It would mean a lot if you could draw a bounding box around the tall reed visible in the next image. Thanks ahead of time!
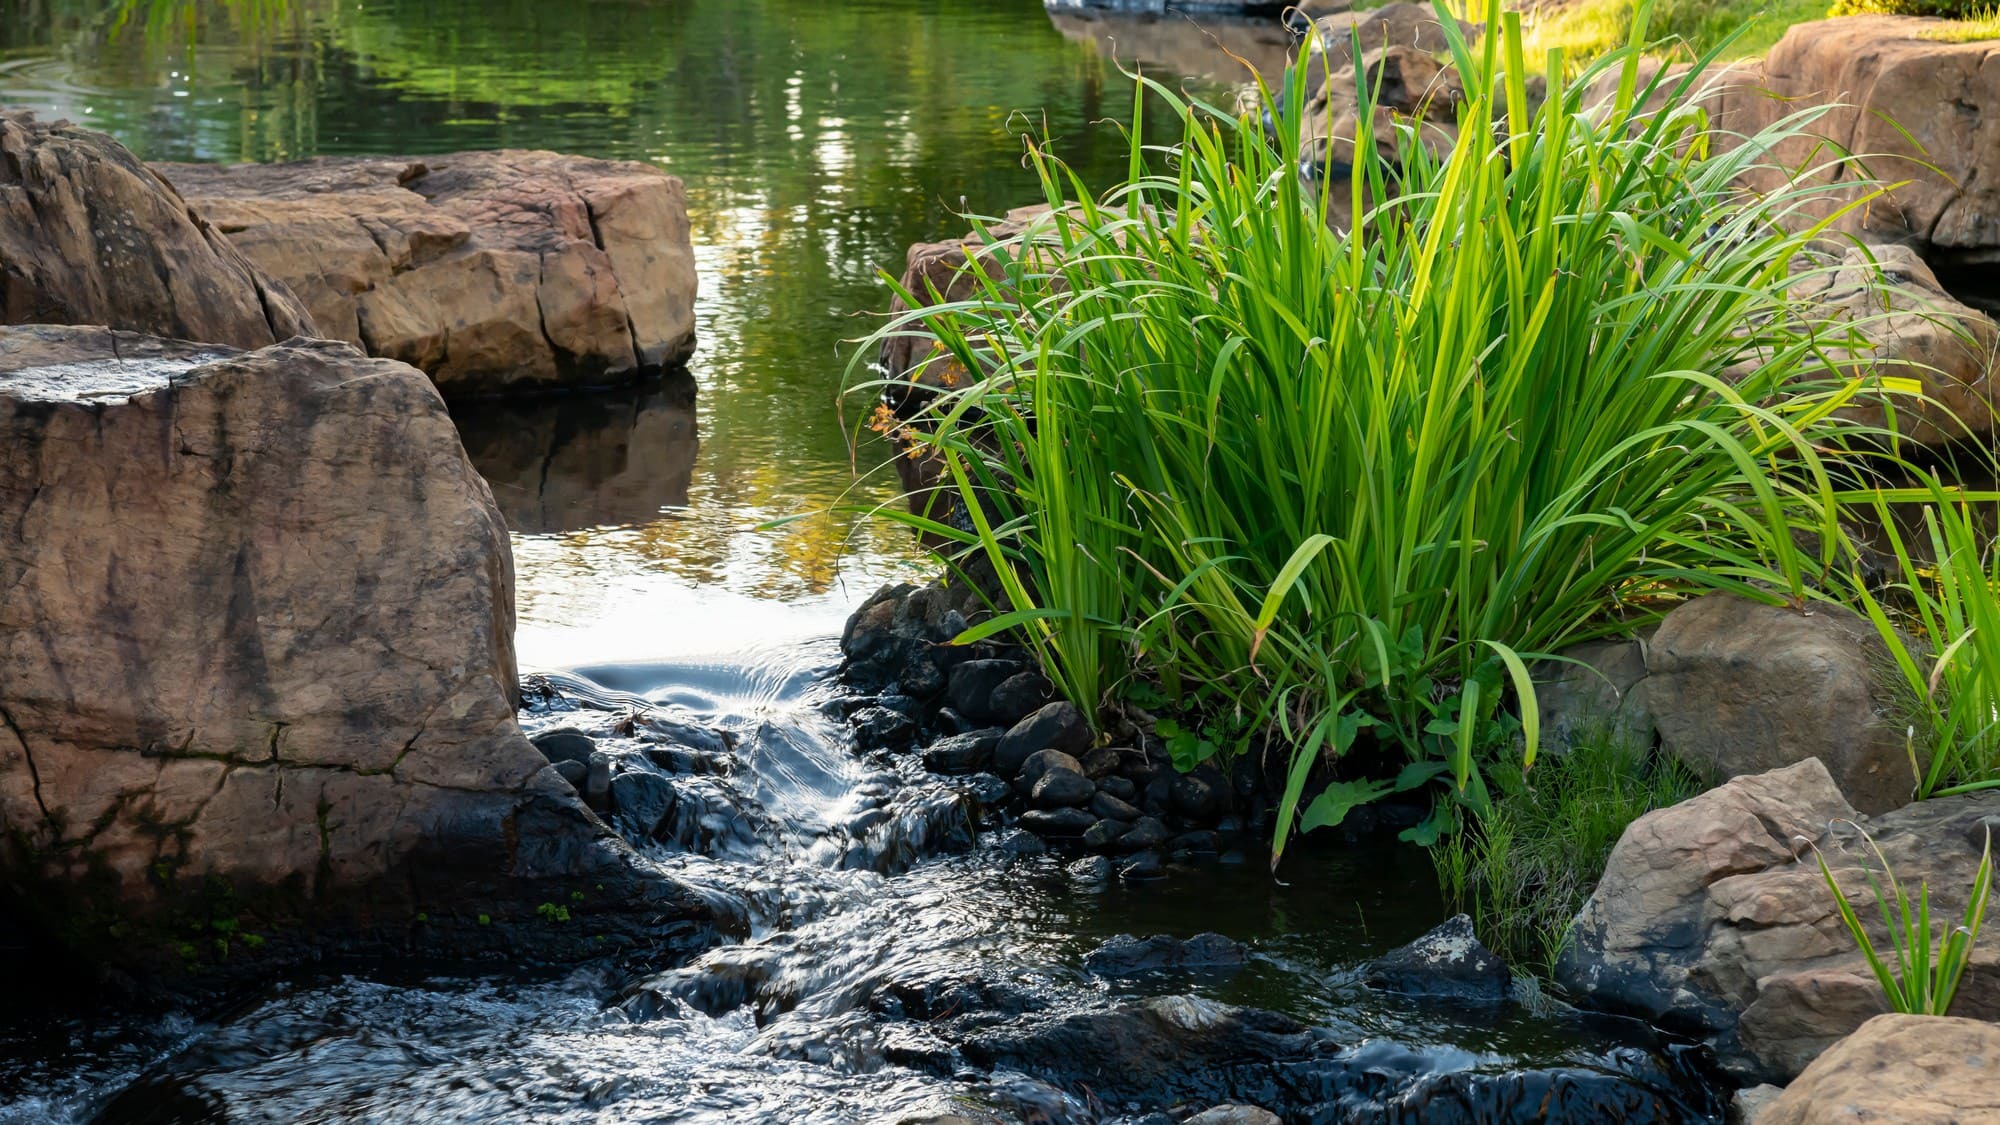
[853,0,1890,862]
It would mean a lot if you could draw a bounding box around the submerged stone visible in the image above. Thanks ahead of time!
[1364,914,1512,1002]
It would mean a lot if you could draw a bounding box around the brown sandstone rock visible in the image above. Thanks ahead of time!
[0,325,710,969]
[1760,1013,2000,1124]
[156,151,698,396]
[1559,759,2000,1082]
[0,110,315,348]
[1643,594,1912,815]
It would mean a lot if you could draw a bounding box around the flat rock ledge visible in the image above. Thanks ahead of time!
[156,151,698,397]
[1557,758,2000,1083]
[0,110,316,348]
[0,325,714,981]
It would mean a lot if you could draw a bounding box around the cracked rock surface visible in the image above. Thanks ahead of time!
[0,110,316,348]
[157,151,698,396]
[0,325,713,972]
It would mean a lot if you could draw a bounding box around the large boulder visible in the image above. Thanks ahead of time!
[1720,18,2000,271]
[1759,1014,2000,1124]
[156,151,698,396]
[0,325,714,974]
[1047,6,1293,85]
[1558,759,2000,1082]
[0,110,315,347]
[1643,594,1912,815]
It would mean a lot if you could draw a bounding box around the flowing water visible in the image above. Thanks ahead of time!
[0,2,1725,1120]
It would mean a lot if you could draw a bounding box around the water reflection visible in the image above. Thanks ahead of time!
[1047,6,1295,85]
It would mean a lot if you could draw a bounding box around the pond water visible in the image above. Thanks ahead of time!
[0,2,1724,1121]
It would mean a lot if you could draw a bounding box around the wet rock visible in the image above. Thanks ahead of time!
[0,327,710,969]
[1078,746,1120,779]
[1186,1107,1281,1125]
[960,773,1012,808]
[1120,816,1172,852]
[1644,594,1911,814]
[921,728,1003,775]
[987,671,1052,722]
[1171,772,1227,821]
[1083,932,1247,976]
[553,759,589,789]
[1098,776,1137,802]
[1174,831,1220,855]
[1067,855,1114,882]
[1560,758,2000,1081]
[532,729,599,766]
[1760,1014,2000,1124]
[0,110,315,348]
[949,659,1026,722]
[1141,776,1174,818]
[585,752,615,810]
[1015,749,1083,790]
[992,827,1049,855]
[1120,852,1166,881]
[994,701,1093,778]
[851,706,919,750]
[609,769,677,838]
[1364,914,1511,1002]
[159,151,697,393]
[1091,791,1143,822]
[1082,820,1129,850]
[1031,768,1096,809]
[1019,807,1095,840]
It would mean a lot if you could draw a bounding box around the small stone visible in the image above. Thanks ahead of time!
[1067,855,1114,882]
[992,828,1047,855]
[933,707,976,735]
[960,772,1012,808]
[1091,791,1143,822]
[1097,776,1137,802]
[532,729,597,766]
[1120,816,1171,851]
[1119,852,1165,881]
[1079,746,1120,779]
[851,706,918,749]
[553,759,588,789]
[1082,819,1130,851]
[922,728,1004,775]
[1186,1107,1282,1125]
[1019,807,1095,839]
[1141,776,1172,817]
[898,656,946,699]
[1173,830,1220,854]
[1084,932,1247,975]
[948,659,1025,721]
[609,769,677,838]
[584,751,614,810]
[1017,748,1084,787]
[1032,767,1096,808]
[1170,773,1225,821]
[994,702,1092,777]
[1364,914,1511,1002]
[876,692,920,716]
[987,670,1052,722]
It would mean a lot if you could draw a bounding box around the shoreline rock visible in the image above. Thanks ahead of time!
[0,326,714,981]
[156,151,698,397]
[0,110,316,348]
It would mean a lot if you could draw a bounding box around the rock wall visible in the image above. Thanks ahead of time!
[157,152,699,397]
[0,326,711,972]
[0,110,315,348]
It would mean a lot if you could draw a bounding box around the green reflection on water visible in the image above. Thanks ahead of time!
[0,0,1250,654]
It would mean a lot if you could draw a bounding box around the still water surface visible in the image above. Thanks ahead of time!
[0,3,1722,1121]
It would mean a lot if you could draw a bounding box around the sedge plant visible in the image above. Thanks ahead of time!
[1815,822,1993,1015]
[851,0,1895,865]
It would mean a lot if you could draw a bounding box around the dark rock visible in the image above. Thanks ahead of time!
[922,728,1004,775]
[987,670,1054,722]
[1082,819,1130,851]
[1083,932,1248,976]
[993,828,1049,855]
[875,692,921,716]
[961,773,1012,807]
[898,655,947,699]
[1032,768,1096,808]
[1142,776,1173,817]
[1092,791,1143,822]
[1174,831,1220,854]
[1068,855,1114,882]
[1017,748,1085,787]
[584,752,614,810]
[1121,816,1172,852]
[1365,914,1511,1002]
[1079,746,1121,779]
[1098,776,1137,802]
[1119,852,1166,880]
[851,706,918,749]
[553,759,588,789]
[609,768,677,838]
[1171,772,1227,821]
[948,658,1026,721]
[532,728,597,765]
[994,702,1093,777]
[1019,807,1096,839]
[933,707,976,735]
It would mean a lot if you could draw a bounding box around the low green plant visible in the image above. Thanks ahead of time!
[1436,727,1706,973]
[853,0,1891,864]
[1848,475,2000,799]
[1815,822,1992,1015]
[1918,6,2000,39]
[1832,0,1990,18]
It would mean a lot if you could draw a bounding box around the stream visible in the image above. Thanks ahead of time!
[0,1,1725,1120]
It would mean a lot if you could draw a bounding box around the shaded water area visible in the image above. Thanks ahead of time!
[1,1,1724,1120]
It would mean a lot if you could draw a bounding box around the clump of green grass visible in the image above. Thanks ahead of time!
[1435,729,1707,974]
[854,0,1893,865]
[1849,475,2000,799]
[1832,0,1991,18]
[1524,0,1829,64]
[1815,821,1992,1014]
[1917,6,2000,39]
